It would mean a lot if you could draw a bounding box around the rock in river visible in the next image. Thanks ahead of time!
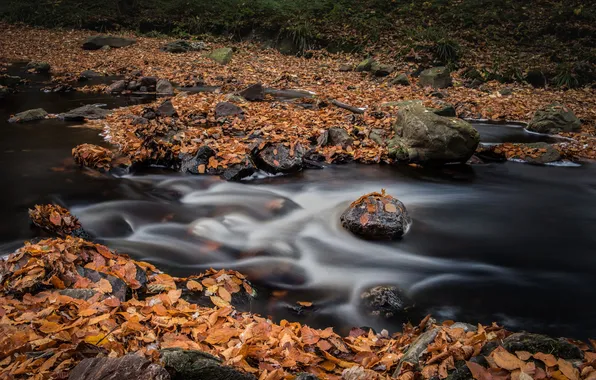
[68,354,169,380]
[26,61,51,73]
[221,155,257,181]
[254,142,306,174]
[419,66,452,88]
[360,285,413,318]
[527,102,581,134]
[8,108,48,123]
[341,190,412,240]
[82,35,136,50]
[388,104,479,164]
[107,80,127,94]
[59,104,111,121]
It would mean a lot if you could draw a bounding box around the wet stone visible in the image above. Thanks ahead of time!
[8,108,48,123]
[107,80,127,94]
[341,192,412,240]
[180,146,216,174]
[254,142,306,174]
[221,155,257,181]
[360,285,413,318]
[502,332,583,360]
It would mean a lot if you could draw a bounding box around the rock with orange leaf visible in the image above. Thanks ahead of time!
[341,189,412,240]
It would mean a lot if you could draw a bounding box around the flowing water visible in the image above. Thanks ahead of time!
[2,69,596,340]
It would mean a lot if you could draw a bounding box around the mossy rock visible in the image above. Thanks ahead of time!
[527,102,581,134]
[355,57,376,72]
[208,48,233,65]
[502,332,583,360]
[419,67,452,88]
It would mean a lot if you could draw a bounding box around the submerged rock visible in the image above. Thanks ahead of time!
[59,104,111,121]
[161,40,205,53]
[68,354,169,380]
[239,83,265,101]
[419,67,452,88]
[254,142,306,174]
[8,108,48,123]
[341,190,412,240]
[160,348,255,380]
[26,61,51,73]
[82,35,136,50]
[503,332,583,360]
[388,104,479,164]
[360,285,413,318]
[527,102,581,134]
[208,48,233,65]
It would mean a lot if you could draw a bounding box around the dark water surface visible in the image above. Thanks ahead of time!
[2,77,595,340]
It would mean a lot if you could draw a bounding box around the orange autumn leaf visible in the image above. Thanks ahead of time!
[301,325,320,345]
[187,280,203,291]
[492,346,522,370]
[384,203,397,213]
[359,214,369,225]
[533,352,557,367]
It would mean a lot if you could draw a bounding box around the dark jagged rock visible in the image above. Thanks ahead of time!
[502,332,583,360]
[254,142,306,174]
[68,354,169,380]
[221,155,257,181]
[319,127,353,148]
[156,79,174,95]
[419,67,452,88]
[527,102,581,134]
[59,104,111,121]
[161,40,205,53]
[388,104,479,164]
[157,99,178,117]
[180,146,216,174]
[390,73,410,86]
[360,285,413,318]
[77,267,128,301]
[215,102,244,119]
[107,80,127,94]
[26,61,51,73]
[82,35,136,50]
[239,83,265,101]
[8,108,48,123]
[341,193,412,240]
[160,348,256,380]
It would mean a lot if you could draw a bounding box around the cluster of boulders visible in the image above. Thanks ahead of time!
[106,75,174,95]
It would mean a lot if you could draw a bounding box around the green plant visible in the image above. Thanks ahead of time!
[434,39,460,64]
[554,64,579,88]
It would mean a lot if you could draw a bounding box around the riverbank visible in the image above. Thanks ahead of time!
[1,224,595,379]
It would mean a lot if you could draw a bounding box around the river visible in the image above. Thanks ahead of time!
[2,67,595,341]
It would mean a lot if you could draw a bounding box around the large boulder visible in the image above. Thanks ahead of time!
[161,40,205,53]
[254,142,306,174]
[8,108,48,123]
[59,104,111,121]
[527,103,581,134]
[68,354,169,380]
[388,104,480,164]
[419,67,452,88]
[160,349,255,380]
[82,35,136,50]
[208,48,233,65]
[503,332,583,360]
[341,190,412,240]
[26,61,51,73]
